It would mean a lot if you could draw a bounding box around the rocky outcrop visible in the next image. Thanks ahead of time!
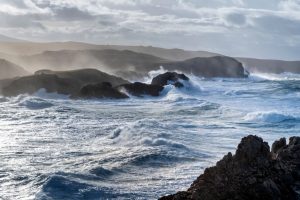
[35,69,129,87]
[151,72,189,88]
[160,135,300,200]
[1,69,191,99]
[78,82,128,99]
[118,82,164,97]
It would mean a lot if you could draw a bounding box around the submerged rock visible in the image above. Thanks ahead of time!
[118,82,164,97]
[78,82,128,99]
[160,135,300,200]
[151,72,189,88]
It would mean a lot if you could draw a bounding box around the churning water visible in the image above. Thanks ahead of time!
[0,72,299,199]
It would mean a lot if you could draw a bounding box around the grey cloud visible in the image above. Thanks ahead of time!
[53,7,94,21]
[0,0,300,60]
[0,13,45,29]
[254,15,300,35]
[225,12,248,26]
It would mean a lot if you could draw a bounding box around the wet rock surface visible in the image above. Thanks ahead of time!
[151,72,189,88]
[118,82,164,97]
[78,82,129,99]
[160,135,300,200]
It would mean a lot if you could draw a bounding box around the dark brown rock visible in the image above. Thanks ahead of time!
[272,138,287,154]
[118,82,164,97]
[151,72,189,87]
[159,135,300,200]
[78,82,128,99]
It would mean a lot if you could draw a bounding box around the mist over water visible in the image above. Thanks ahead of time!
[0,71,299,199]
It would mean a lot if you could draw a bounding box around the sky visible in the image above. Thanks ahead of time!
[0,0,300,60]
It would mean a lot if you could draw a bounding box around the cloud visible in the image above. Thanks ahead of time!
[0,0,299,59]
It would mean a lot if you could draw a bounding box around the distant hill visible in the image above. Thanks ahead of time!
[0,59,29,80]
[237,58,300,74]
[0,41,219,60]
[13,49,247,79]
[0,41,298,76]
[162,56,247,78]
[18,49,168,77]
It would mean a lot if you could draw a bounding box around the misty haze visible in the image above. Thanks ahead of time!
[0,1,299,200]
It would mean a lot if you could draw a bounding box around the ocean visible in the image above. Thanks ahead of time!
[0,71,299,199]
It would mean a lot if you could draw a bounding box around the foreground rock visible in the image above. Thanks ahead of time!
[118,82,164,97]
[160,135,300,200]
[151,72,189,88]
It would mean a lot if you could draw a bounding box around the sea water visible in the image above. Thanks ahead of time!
[0,72,299,199]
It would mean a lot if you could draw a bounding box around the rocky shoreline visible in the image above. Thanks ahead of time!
[160,135,300,200]
[0,69,190,99]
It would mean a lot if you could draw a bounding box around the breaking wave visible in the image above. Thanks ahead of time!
[244,111,297,123]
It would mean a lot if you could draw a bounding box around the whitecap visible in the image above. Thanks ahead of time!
[142,137,187,149]
[249,72,300,81]
[244,111,297,123]
[33,89,70,100]
[19,97,54,110]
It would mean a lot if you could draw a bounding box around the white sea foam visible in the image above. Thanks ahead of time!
[249,72,300,81]
[18,97,54,110]
[33,89,70,99]
[244,111,296,123]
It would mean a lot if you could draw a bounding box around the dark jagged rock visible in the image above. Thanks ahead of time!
[272,138,287,154]
[78,82,128,99]
[160,135,300,200]
[118,82,164,97]
[151,72,189,87]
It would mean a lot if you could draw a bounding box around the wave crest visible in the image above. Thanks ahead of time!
[18,97,54,110]
[244,111,297,123]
